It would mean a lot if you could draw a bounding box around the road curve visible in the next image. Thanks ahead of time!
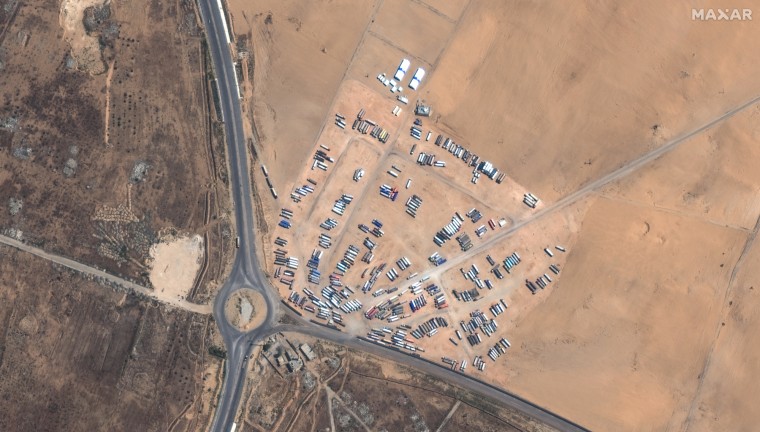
[195,0,281,430]
[267,321,590,432]
[197,2,592,432]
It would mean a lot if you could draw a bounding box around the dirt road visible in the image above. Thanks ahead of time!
[0,234,211,314]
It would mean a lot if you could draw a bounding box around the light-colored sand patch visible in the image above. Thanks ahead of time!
[59,0,106,74]
[240,298,253,323]
[148,234,204,302]
[225,289,267,331]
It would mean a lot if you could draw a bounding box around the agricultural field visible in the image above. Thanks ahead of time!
[0,245,221,431]
[0,0,231,302]
[235,332,552,431]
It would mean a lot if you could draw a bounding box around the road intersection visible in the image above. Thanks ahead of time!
[196,1,591,431]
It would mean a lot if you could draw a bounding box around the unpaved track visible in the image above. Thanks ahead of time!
[682,212,760,430]
[201,0,760,429]
[0,234,211,314]
[436,400,461,432]
[410,93,760,284]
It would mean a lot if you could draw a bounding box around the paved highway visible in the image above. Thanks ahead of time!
[194,1,760,431]
[196,1,280,431]
[266,322,589,432]
[194,0,594,430]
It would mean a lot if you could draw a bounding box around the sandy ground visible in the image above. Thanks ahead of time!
[225,288,267,331]
[227,0,378,195]
[235,0,760,429]
[603,104,760,230]
[369,0,455,65]
[686,227,760,431]
[500,196,747,431]
[423,1,760,202]
[59,0,106,73]
[598,99,760,431]
[149,234,204,301]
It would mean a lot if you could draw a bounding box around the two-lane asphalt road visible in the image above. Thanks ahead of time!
[197,2,589,431]
[196,1,281,430]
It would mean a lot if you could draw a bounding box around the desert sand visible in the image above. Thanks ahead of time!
[225,288,267,331]
[229,0,760,429]
[59,0,106,73]
[424,1,760,202]
[149,234,204,301]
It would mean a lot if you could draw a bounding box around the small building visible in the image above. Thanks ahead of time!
[285,349,297,362]
[477,161,498,179]
[286,359,303,373]
[300,344,316,361]
[414,103,431,117]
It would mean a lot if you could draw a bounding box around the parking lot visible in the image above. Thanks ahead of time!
[266,66,577,379]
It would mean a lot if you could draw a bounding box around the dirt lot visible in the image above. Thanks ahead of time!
[228,0,378,195]
[0,0,232,300]
[410,200,588,365]
[225,288,267,331]
[501,196,747,430]
[423,1,760,202]
[685,223,760,431]
[236,332,553,431]
[264,72,571,356]
[149,233,204,301]
[231,0,760,430]
[0,245,220,431]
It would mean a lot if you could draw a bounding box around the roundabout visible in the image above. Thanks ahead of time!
[224,288,267,332]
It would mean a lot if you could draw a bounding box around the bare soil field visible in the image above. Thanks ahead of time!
[230,0,760,429]
[237,332,554,431]
[0,245,219,431]
[500,196,747,431]
[369,0,456,65]
[228,0,378,194]
[423,1,760,202]
[594,100,760,430]
[225,288,267,331]
[149,233,204,301]
[686,225,760,431]
[603,103,760,230]
[0,0,232,300]
[415,0,469,22]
